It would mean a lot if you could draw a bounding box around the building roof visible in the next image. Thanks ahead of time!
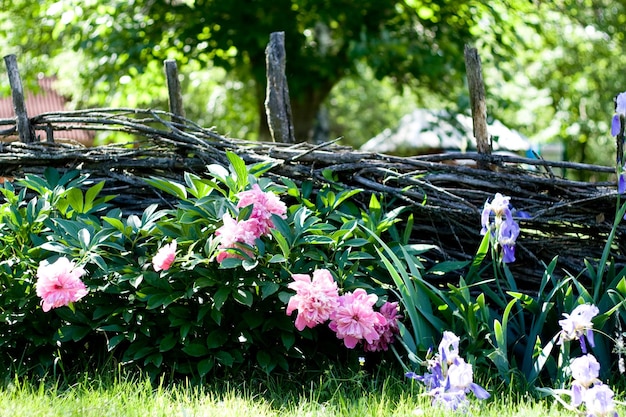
[0,76,94,144]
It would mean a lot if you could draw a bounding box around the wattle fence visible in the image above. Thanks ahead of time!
[1,41,623,290]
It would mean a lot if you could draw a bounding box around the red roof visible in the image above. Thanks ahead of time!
[0,76,95,145]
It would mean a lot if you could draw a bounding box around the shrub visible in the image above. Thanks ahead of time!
[1,155,408,382]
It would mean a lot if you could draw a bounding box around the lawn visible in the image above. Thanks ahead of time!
[1,367,617,417]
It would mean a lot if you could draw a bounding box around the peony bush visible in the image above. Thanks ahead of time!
[0,154,407,380]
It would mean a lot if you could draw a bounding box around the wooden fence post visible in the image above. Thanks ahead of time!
[3,54,33,143]
[464,45,491,168]
[164,59,186,125]
[264,31,296,143]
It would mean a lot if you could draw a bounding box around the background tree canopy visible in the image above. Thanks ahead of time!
[1,0,626,176]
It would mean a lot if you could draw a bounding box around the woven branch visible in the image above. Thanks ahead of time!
[0,108,623,289]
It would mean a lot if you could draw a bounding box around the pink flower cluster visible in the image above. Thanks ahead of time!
[286,268,400,351]
[36,257,88,312]
[286,269,339,331]
[363,300,400,352]
[215,184,287,263]
[152,240,177,272]
[329,289,387,349]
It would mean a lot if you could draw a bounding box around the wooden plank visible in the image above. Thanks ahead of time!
[164,59,186,125]
[3,54,33,143]
[464,45,491,165]
[264,31,296,143]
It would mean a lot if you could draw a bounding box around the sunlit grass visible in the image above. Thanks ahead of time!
[1,367,623,417]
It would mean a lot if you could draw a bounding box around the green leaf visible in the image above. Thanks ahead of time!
[300,235,335,245]
[465,232,491,284]
[260,282,280,299]
[248,160,277,178]
[232,289,254,307]
[58,324,91,342]
[210,308,223,326]
[267,254,286,264]
[256,350,274,372]
[144,353,163,368]
[281,332,295,350]
[341,238,369,247]
[242,310,264,328]
[332,188,361,209]
[197,358,214,377]
[145,177,187,200]
[78,228,91,249]
[102,216,125,232]
[38,242,69,254]
[206,329,229,349]
[65,188,84,213]
[107,335,126,351]
[270,224,291,258]
[146,292,180,310]
[347,251,375,260]
[215,351,235,367]
[159,333,178,352]
[427,260,471,275]
[213,288,230,310]
[182,342,209,357]
[226,151,249,190]
[84,181,106,209]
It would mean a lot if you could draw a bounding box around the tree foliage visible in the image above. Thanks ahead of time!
[2,0,626,173]
[1,0,488,142]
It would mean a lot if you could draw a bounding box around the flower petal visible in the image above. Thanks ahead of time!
[612,114,621,136]
[468,382,491,400]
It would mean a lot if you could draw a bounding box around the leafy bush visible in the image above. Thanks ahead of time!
[1,155,409,382]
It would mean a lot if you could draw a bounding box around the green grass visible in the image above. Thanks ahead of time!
[0,368,622,417]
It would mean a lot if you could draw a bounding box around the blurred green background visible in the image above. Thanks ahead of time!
[1,0,625,180]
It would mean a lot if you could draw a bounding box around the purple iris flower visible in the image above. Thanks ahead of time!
[430,387,469,411]
[620,171,626,194]
[480,193,512,235]
[406,331,490,410]
[583,384,618,417]
[558,304,599,354]
[569,354,601,407]
[438,331,460,364]
[611,92,626,137]
[498,219,520,263]
[481,193,522,263]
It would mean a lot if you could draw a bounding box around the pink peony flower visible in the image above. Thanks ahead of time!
[236,184,287,235]
[215,213,261,262]
[152,239,177,272]
[36,257,88,312]
[364,301,400,352]
[286,269,340,331]
[329,289,387,349]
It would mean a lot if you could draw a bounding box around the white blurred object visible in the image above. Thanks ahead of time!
[361,109,530,155]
